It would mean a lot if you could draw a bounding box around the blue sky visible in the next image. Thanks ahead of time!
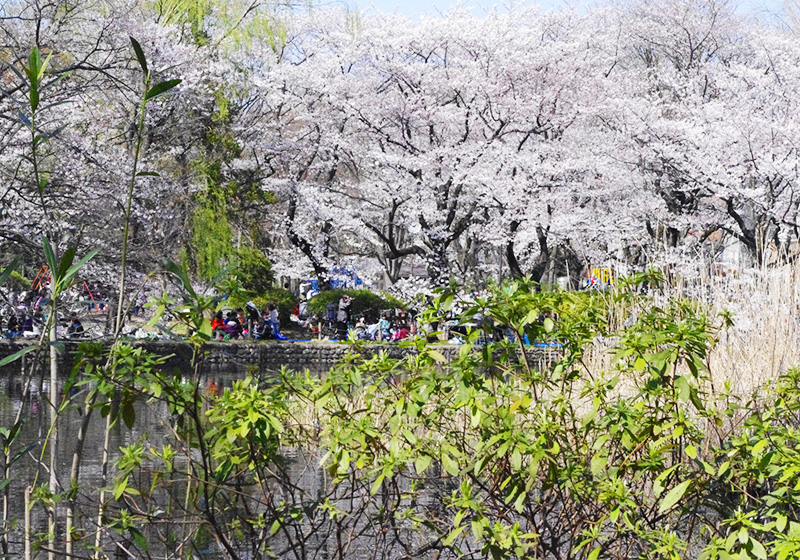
[347,0,785,21]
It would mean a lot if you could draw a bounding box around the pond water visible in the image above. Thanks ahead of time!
[0,359,454,560]
[0,360,308,558]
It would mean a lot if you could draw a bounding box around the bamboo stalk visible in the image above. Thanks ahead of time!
[24,486,31,560]
[92,411,113,559]
[48,291,58,560]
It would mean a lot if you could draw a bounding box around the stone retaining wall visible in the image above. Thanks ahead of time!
[0,339,557,375]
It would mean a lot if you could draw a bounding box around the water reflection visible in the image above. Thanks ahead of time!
[0,360,338,559]
[0,358,449,560]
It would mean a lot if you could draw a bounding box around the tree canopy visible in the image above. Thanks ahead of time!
[1,0,797,295]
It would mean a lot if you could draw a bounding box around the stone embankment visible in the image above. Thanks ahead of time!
[0,339,558,375]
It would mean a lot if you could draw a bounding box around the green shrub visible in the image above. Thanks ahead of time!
[227,287,296,327]
[305,288,404,322]
[64,276,800,558]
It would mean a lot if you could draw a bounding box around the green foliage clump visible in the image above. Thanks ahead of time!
[227,287,296,327]
[305,288,405,322]
[232,245,272,294]
[39,274,800,559]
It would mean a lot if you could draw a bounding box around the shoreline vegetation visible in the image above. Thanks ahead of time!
[1,272,799,558]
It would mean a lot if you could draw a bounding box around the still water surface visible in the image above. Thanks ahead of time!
[0,360,318,558]
[0,358,449,559]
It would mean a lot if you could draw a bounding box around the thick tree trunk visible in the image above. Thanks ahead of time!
[425,239,451,286]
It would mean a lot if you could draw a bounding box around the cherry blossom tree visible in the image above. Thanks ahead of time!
[249,8,635,286]
[4,0,800,294]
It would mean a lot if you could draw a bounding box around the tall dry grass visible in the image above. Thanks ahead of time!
[685,264,800,396]
[579,263,800,399]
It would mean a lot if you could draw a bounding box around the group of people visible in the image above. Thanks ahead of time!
[210,302,287,341]
[298,294,417,342]
[352,310,415,342]
[2,308,85,339]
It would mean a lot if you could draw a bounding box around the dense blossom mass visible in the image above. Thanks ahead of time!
[1,0,798,293]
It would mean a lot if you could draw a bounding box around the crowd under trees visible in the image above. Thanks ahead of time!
[1,0,799,297]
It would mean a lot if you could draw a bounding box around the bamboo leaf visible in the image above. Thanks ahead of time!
[27,47,41,85]
[9,443,37,466]
[130,37,148,78]
[29,87,39,114]
[26,48,43,111]
[145,79,182,101]
[0,345,38,368]
[42,237,58,276]
[38,51,52,81]
[198,318,212,340]
[145,304,165,330]
[0,257,19,286]
[162,258,197,299]
[57,246,76,283]
[61,248,99,289]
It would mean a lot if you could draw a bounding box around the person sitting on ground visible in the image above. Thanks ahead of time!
[254,315,272,340]
[308,314,321,336]
[407,310,418,337]
[235,308,247,336]
[6,314,19,338]
[211,311,225,339]
[66,312,84,338]
[354,316,368,340]
[245,302,260,338]
[390,320,409,342]
[365,318,381,341]
[224,311,242,339]
[395,310,408,331]
[290,310,312,330]
[22,314,41,339]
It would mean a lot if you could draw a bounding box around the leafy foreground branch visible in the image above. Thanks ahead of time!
[9,279,800,559]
